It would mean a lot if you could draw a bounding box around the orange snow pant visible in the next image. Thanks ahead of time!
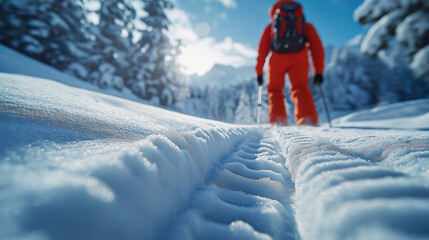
[267,52,318,125]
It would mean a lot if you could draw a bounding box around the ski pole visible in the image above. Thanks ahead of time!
[257,85,262,124]
[318,85,332,128]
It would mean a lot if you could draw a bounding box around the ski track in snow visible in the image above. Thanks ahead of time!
[162,126,429,240]
[2,124,429,240]
[280,128,429,240]
[164,130,298,240]
[1,74,429,240]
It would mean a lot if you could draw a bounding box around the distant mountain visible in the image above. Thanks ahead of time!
[188,64,255,88]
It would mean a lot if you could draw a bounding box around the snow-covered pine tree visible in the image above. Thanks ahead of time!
[322,36,429,110]
[0,0,93,74]
[323,46,376,109]
[206,87,223,121]
[220,86,237,122]
[354,0,429,79]
[234,89,254,124]
[1,0,185,106]
[0,1,51,60]
[166,40,186,101]
[86,0,136,90]
[135,0,180,105]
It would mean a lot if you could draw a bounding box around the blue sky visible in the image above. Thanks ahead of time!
[168,0,365,75]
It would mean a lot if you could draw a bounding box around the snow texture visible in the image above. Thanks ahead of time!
[1,48,429,239]
[283,128,429,240]
[334,99,429,130]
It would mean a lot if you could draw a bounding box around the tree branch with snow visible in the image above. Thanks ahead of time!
[354,0,429,79]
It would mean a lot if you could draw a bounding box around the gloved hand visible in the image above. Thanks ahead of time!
[257,75,263,86]
[314,74,324,85]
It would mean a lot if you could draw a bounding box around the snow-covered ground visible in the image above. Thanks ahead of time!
[334,99,429,130]
[0,44,144,104]
[1,46,429,240]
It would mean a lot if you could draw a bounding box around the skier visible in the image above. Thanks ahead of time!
[256,0,325,126]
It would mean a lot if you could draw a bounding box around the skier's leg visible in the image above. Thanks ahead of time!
[289,61,318,125]
[268,61,287,125]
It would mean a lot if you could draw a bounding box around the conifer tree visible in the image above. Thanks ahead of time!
[0,0,93,72]
[355,0,429,79]
[234,90,254,124]
[0,0,184,106]
[136,0,180,105]
[88,0,136,90]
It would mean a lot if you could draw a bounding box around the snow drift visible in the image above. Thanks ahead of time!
[2,72,429,240]
[1,37,429,240]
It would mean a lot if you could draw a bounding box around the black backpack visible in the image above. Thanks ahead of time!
[271,2,308,54]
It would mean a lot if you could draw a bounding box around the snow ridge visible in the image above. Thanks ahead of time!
[0,127,253,240]
[166,130,298,240]
[2,70,429,240]
[281,128,429,240]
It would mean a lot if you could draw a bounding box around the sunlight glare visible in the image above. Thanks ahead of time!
[179,43,214,76]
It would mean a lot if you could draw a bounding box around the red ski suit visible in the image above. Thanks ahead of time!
[256,0,325,125]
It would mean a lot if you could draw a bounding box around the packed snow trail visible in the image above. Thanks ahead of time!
[1,74,429,240]
[160,127,429,240]
[165,130,299,240]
